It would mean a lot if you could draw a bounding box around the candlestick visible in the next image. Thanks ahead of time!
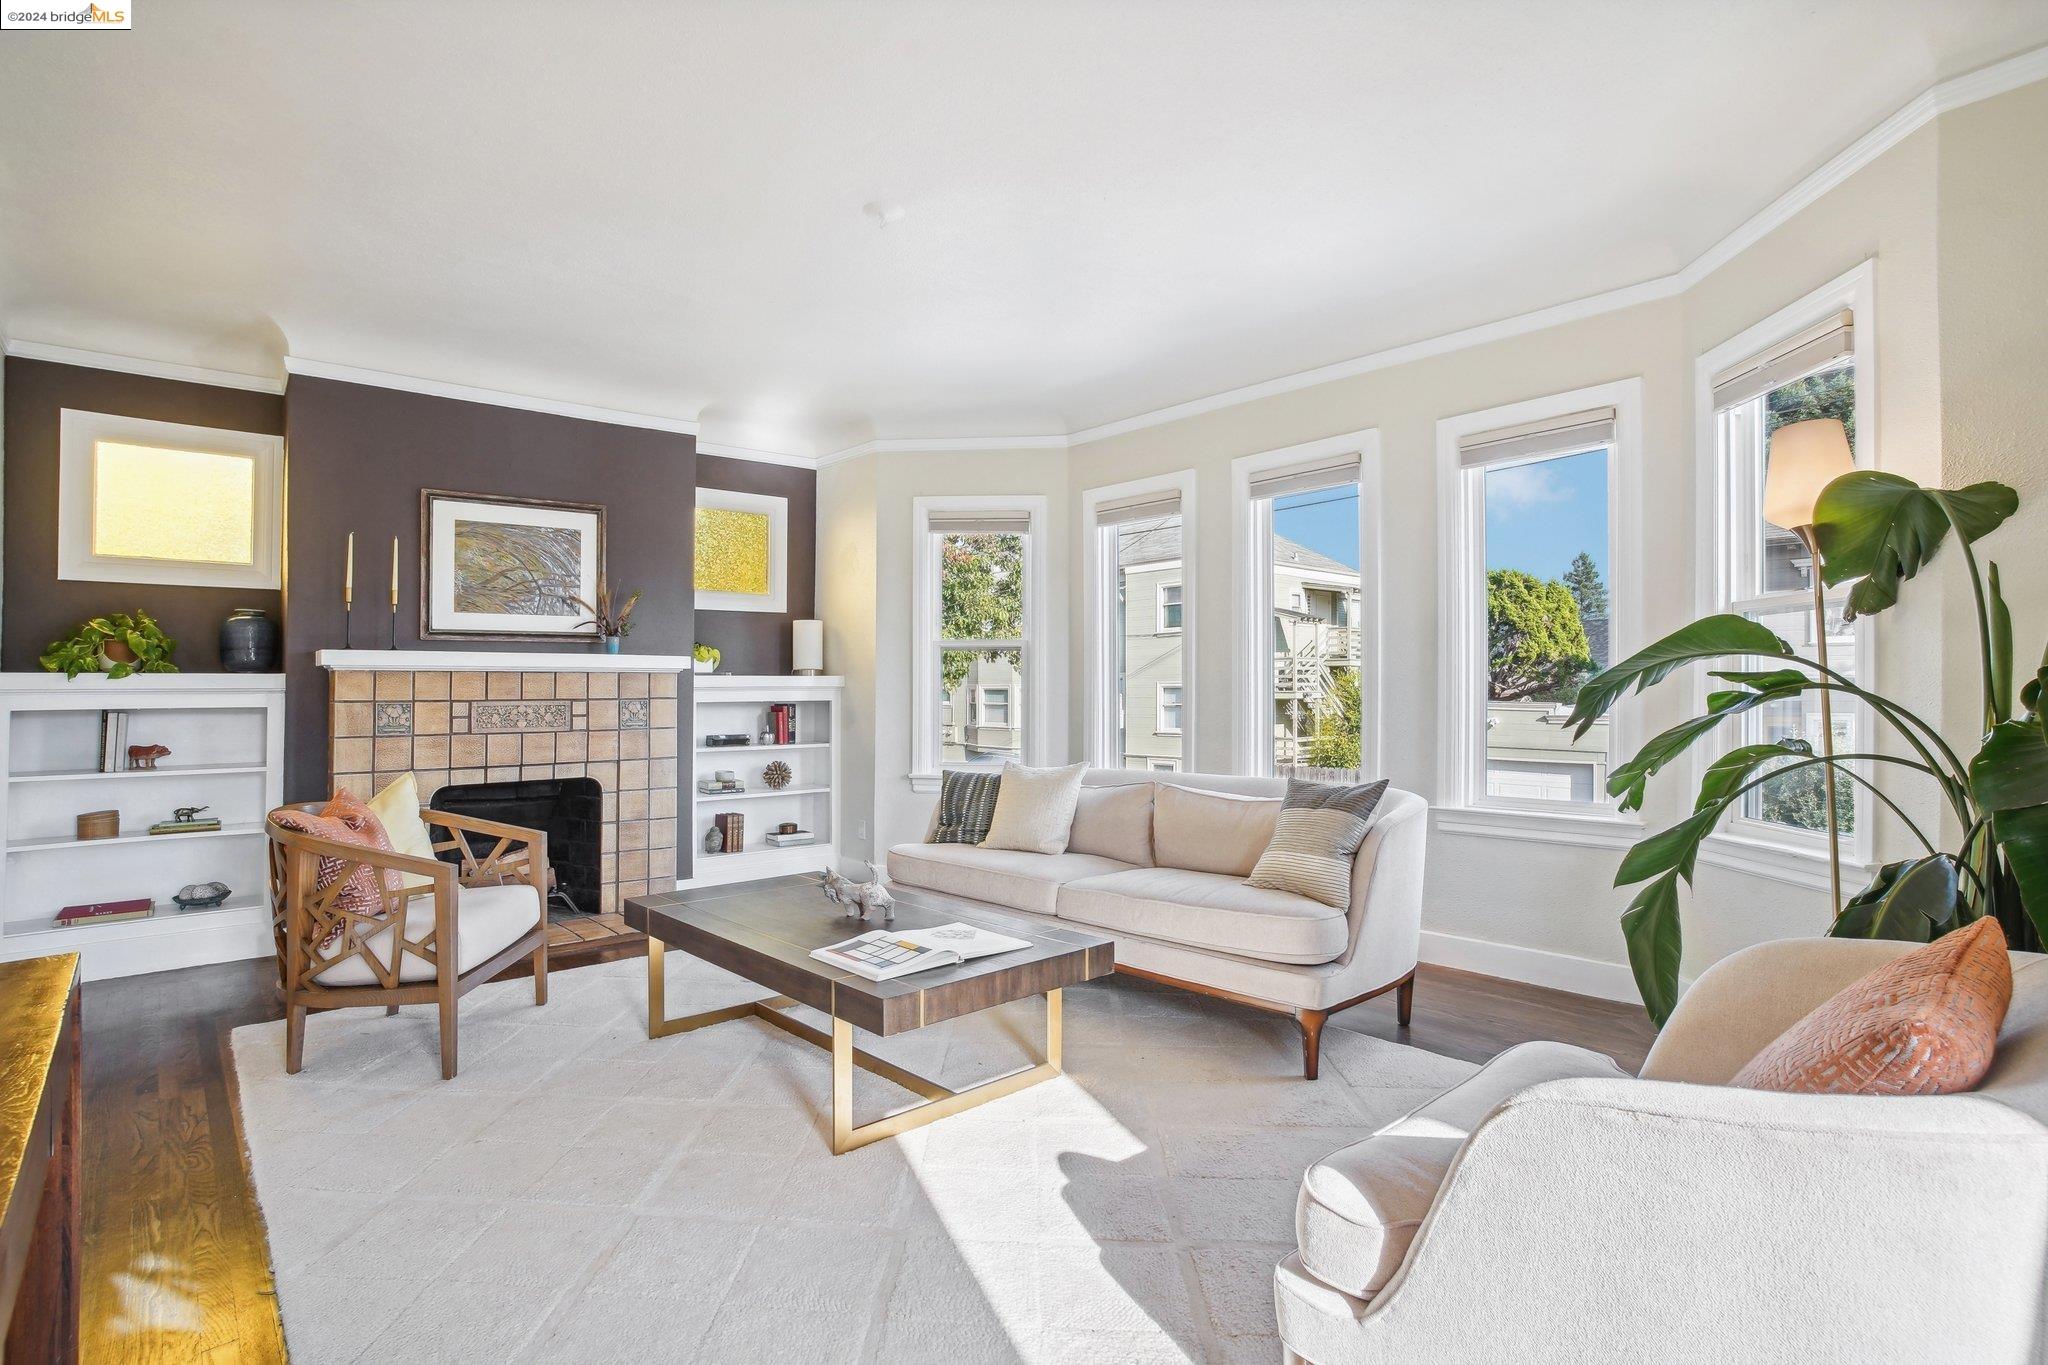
[344,531,355,605]
[390,536,399,608]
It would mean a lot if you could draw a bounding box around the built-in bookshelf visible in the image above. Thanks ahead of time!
[0,673,284,980]
[688,674,841,887]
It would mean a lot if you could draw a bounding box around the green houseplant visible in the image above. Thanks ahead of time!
[40,611,180,679]
[1566,471,2046,1023]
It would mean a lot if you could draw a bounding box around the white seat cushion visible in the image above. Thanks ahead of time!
[1056,866,1348,964]
[885,843,1135,914]
[313,881,543,986]
[1297,1041,1628,1297]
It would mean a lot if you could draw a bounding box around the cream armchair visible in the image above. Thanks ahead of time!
[1278,937,2048,1364]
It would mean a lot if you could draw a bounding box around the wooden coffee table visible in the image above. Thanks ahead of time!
[624,876,1114,1153]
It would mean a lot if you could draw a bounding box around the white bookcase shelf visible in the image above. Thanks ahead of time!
[0,673,284,981]
[687,674,842,888]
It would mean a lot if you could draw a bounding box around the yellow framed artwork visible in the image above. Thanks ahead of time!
[694,487,787,613]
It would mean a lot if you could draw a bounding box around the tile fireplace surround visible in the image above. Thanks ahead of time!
[318,651,685,914]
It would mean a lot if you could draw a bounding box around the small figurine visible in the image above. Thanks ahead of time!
[823,863,894,923]
[128,743,171,770]
[173,881,232,910]
[172,805,210,823]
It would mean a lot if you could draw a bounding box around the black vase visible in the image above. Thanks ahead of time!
[219,607,279,672]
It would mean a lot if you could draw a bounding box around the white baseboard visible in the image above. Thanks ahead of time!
[1418,929,1641,1004]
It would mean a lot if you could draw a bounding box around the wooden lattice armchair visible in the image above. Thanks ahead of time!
[265,803,550,1079]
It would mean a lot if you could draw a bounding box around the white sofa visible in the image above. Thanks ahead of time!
[887,768,1427,1078]
[1277,937,2048,1364]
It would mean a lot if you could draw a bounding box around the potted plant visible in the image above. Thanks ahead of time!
[693,643,721,674]
[40,612,180,679]
[1567,471,2046,1023]
[566,581,640,654]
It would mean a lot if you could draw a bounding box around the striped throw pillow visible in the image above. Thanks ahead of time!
[1245,778,1390,908]
[933,769,1003,845]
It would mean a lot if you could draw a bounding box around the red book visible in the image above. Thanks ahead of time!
[56,897,154,927]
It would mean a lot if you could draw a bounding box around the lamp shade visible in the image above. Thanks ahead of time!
[792,618,824,674]
[1763,418,1853,530]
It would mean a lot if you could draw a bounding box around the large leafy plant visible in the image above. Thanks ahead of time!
[1566,472,2044,1023]
[40,611,179,679]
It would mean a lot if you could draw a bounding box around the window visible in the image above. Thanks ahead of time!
[1148,758,1180,773]
[911,498,1048,786]
[58,409,282,589]
[976,686,1012,727]
[1235,441,1370,778]
[1158,683,1184,734]
[1439,383,1637,823]
[1703,274,1871,866]
[1157,583,1183,633]
[1086,474,1195,771]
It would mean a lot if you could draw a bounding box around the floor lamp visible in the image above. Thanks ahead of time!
[1763,418,1855,912]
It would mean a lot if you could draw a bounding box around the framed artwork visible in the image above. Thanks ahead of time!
[420,489,605,639]
[694,487,788,613]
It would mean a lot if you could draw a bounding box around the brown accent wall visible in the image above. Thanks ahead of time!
[692,454,817,675]
[281,378,699,866]
[2,357,286,671]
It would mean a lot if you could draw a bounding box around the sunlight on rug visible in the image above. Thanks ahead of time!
[229,956,1477,1363]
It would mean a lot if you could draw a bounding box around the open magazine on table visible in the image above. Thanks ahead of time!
[810,921,1033,982]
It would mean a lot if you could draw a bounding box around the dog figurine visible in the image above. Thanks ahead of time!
[823,864,895,924]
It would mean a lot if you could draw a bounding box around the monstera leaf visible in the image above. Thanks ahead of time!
[1970,689,2048,943]
[1604,673,1811,811]
[1620,871,1685,1027]
[1569,615,1793,739]
[1812,472,2017,619]
[1828,855,1961,941]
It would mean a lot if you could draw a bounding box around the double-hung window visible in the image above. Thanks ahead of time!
[1086,475,1194,771]
[1232,435,1375,778]
[1702,272,1872,870]
[1439,383,1636,823]
[911,498,1046,785]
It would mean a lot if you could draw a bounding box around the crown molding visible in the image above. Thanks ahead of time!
[2,339,285,393]
[695,440,819,470]
[282,355,701,436]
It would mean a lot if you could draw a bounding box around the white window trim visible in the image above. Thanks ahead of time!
[1157,682,1184,735]
[58,408,283,590]
[1156,582,1184,634]
[1083,469,1199,770]
[1230,428,1383,777]
[1693,259,1877,885]
[909,495,1047,790]
[1434,378,1645,835]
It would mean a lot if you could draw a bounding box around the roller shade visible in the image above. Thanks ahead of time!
[928,512,1031,537]
[1459,407,1615,468]
[1094,489,1181,527]
[1249,454,1360,501]
[1712,311,1853,411]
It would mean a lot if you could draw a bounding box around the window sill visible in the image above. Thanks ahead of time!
[1698,830,1871,893]
[909,773,941,794]
[1431,804,1644,851]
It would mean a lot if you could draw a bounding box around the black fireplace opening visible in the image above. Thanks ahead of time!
[432,777,601,917]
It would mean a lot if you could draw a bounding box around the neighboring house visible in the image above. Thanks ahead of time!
[938,653,1023,766]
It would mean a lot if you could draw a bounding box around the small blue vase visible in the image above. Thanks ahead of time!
[603,636,622,655]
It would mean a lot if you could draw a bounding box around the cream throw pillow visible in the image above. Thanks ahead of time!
[980,762,1088,855]
[1067,782,1155,866]
[1152,783,1281,877]
[367,772,438,892]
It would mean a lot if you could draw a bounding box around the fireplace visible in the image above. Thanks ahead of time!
[434,777,602,915]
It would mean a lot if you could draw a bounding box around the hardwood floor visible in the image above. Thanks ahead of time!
[76,951,1654,1362]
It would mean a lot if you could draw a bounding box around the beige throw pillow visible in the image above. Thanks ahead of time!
[1247,778,1390,908]
[1066,782,1155,866]
[1152,783,1281,878]
[367,772,438,892]
[980,762,1087,855]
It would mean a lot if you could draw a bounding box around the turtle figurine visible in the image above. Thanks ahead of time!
[173,881,233,910]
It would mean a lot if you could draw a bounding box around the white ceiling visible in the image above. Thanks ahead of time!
[2,1,2045,455]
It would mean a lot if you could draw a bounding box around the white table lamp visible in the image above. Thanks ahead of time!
[793,619,824,675]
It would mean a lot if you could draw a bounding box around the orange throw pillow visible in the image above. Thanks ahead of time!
[270,790,404,950]
[1733,918,2012,1096]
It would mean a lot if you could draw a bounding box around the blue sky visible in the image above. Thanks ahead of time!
[1272,446,1607,586]
[1483,448,1608,582]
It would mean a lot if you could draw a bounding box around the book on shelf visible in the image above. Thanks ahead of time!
[809,921,1032,982]
[713,811,744,853]
[149,818,224,835]
[55,897,154,927]
[764,701,798,745]
[99,710,131,772]
[765,830,814,847]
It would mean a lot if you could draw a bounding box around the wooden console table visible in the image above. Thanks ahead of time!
[0,953,81,1364]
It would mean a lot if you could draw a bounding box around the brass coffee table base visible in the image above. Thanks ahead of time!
[647,938,1064,1154]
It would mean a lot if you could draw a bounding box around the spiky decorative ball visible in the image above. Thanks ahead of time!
[763,760,793,790]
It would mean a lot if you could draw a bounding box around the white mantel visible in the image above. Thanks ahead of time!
[315,649,694,672]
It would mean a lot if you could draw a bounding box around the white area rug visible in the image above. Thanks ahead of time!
[230,955,1477,1364]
